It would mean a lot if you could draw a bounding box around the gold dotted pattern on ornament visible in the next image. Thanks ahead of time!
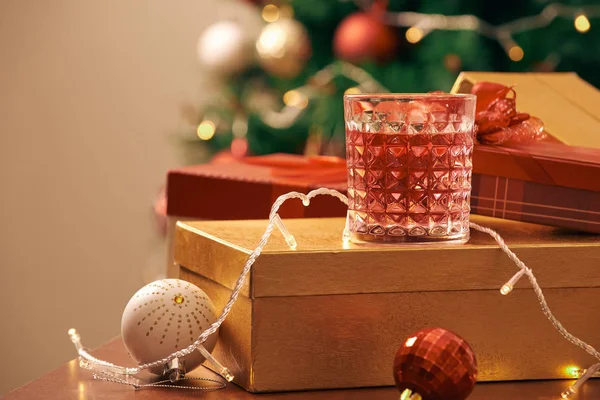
[136,303,167,326]
[152,309,168,342]
[190,310,211,325]
[134,283,169,299]
[135,293,170,339]
[142,305,168,336]
[134,281,214,348]
[162,280,175,290]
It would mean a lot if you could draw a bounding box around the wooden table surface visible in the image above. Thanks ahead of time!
[4,338,600,399]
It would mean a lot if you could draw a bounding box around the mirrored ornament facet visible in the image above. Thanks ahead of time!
[393,328,477,400]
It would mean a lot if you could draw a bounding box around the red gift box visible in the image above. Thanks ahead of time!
[453,72,600,234]
[471,144,600,233]
[166,153,347,221]
[164,153,347,277]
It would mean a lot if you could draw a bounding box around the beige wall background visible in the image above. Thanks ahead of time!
[0,0,257,394]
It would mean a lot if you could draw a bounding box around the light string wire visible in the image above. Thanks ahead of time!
[255,61,387,129]
[198,61,388,137]
[71,188,599,396]
[199,2,599,144]
[354,0,600,59]
[71,188,348,375]
[469,222,600,361]
[92,372,226,391]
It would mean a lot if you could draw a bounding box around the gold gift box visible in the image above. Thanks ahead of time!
[174,215,600,392]
[449,72,600,234]
[451,71,600,149]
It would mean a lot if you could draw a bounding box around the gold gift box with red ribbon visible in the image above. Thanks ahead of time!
[451,72,600,233]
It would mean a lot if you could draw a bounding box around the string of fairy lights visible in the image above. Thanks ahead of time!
[195,1,598,144]
[71,188,600,398]
[353,0,599,62]
[196,61,386,145]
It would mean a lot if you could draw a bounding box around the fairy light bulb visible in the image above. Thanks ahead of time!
[68,328,82,351]
[197,346,234,382]
[272,214,297,250]
[262,4,280,22]
[508,45,524,62]
[345,87,361,95]
[565,365,583,378]
[406,27,424,43]
[500,283,513,295]
[197,120,216,140]
[561,363,600,398]
[500,269,526,295]
[574,14,591,33]
[400,389,422,400]
[283,90,308,109]
[400,389,411,400]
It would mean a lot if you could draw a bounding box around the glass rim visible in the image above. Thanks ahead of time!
[344,93,475,100]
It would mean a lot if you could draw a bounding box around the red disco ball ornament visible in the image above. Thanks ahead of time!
[393,328,477,400]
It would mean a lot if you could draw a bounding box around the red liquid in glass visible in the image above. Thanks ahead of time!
[346,130,473,243]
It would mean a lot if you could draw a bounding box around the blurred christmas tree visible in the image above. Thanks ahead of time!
[186,0,600,162]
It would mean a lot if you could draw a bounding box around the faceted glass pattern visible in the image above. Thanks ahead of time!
[344,94,476,244]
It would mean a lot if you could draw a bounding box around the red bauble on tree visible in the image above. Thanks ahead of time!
[393,328,477,400]
[333,11,397,63]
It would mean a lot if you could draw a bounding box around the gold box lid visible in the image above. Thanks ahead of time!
[451,72,600,149]
[174,215,600,298]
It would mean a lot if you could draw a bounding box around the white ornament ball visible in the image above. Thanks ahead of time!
[197,20,254,76]
[121,279,218,375]
[256,19,312,79]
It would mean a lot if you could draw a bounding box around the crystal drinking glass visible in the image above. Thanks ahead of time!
[344,93,476,244]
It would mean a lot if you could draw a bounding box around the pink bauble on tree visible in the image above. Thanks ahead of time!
[333,9,397,63]
[393,328,477,400]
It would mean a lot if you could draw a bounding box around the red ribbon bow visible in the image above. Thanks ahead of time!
[471,81,547,146]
